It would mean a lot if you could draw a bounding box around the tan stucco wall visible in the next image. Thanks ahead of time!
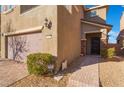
[1,5,84,71]
[81,23,107,39]
[119,37,124,47]
[120,12,124,31]
[117,12,124,55]
[57,5,83,71]
[1,6,58,58]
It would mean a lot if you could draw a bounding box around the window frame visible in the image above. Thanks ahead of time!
[90,11,97,17]
[2,5,15,14]
[20,5,38,14]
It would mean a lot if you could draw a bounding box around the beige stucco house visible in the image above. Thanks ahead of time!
[1,5,83,71]
[1,5,112,71]
[117,12,124,55]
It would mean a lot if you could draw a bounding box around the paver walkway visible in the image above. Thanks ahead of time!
[67,55,100,87]
[0,60,28,87]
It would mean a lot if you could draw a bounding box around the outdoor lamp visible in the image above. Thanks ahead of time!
[44,18,52,29]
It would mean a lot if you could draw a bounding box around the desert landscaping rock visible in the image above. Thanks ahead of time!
[10,74,68,87]
[100,56,124,87]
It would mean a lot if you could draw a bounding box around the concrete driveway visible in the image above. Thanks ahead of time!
[0,59,28,87]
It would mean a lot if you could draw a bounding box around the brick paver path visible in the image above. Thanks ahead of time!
[0,60,28,87]
[67,55,100,87]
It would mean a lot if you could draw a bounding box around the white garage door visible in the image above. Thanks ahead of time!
[7,32,42,62]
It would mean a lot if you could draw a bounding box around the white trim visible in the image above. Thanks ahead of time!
[84,31,101,34]
[85,5,108,11]
[81,20,111,29]
[81,39,87,40]
[2,8,14,14]
[4,26,44,36]
[101,38,106,39]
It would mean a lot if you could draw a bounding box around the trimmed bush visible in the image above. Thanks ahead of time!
[107,48,115,58]
[100,49,107,58]
[100,48,115,58]
[27,53,54,75]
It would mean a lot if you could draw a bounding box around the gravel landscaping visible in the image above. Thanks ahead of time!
[99,56,124,87]
[10,74,69,87]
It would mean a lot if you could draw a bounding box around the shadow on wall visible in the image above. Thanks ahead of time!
[63,5,81,15]
[8,36,29,61]
[57,5,82,72]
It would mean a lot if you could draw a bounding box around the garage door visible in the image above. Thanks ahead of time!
[7,32,42,62]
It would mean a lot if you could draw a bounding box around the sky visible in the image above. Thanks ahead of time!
[107,5,124,43]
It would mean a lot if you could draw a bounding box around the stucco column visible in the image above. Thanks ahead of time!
[81,33,87,56]
[81,39,87,56]
[100,29,108,49]
[100,38,107,49]
[1,34,7,58]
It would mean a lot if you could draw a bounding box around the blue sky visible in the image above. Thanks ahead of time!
[107,5,124,43]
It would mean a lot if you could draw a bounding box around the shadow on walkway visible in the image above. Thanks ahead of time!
[61,55,100,74]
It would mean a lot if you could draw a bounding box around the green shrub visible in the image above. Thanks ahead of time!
[100,49,107,58]
[107,48,115,58]
[100,48,115,58]
[27,53,54,75]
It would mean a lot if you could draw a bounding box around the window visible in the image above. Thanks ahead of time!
[1,5,15,13]
[90,11,97,17]
[20,5,38,14]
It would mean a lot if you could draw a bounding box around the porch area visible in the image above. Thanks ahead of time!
[81,32,107,56]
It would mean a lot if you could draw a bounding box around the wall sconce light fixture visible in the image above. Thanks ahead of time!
[44,18,52,29]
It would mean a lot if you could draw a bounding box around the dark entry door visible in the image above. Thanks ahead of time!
[91,37,100,55]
